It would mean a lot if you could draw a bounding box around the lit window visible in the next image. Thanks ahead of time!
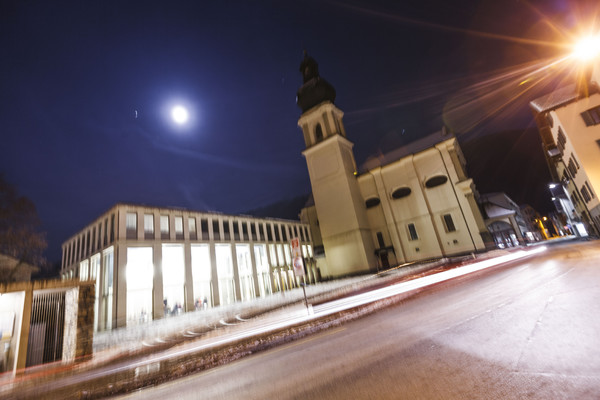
[144,214,154,238]
[581,106,600,126]
[189,217,197,240]
[160,215,169,239]
[175,217,183,235]
[126,212,137,239]
[408,223,418,240]
[443,214,456,232]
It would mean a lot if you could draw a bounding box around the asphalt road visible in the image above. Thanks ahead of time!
[117,240,600,399]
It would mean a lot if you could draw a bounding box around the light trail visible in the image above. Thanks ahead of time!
[12,246,547,394]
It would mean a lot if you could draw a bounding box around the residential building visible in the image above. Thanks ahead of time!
[297,53,490,278]
[530,61,600,236]
[61,203,314,330]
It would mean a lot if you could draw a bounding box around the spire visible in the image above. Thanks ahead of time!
[296,52,336,113]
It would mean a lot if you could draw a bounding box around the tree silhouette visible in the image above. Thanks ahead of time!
[0,175,47,283]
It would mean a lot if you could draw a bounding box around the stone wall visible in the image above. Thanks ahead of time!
[76,283,95,360]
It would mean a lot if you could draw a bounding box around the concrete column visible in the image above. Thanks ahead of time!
[15,287,33,372]
[183,243,194,311]
[231,244,241,302]
[209,243,220,306]
[153,243,164,319]
[115,245,127,328]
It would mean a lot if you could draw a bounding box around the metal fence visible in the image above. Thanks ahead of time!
[26,291,66,367]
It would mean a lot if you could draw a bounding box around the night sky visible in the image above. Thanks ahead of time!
[1,0,597,266]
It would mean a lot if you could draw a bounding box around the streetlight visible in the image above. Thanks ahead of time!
[571,34,600,62]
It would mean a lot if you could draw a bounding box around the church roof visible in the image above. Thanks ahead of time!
[360,130,455,173]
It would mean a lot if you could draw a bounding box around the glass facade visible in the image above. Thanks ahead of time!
[215,244,235,306]
[162,244,186,315]
[126,247,153,325]
[254,244,271,297]
[236,244,255,301]
[191,244,212,309]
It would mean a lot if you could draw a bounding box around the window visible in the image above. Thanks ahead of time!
[259,223,265,241]
[391,187,412,199]
[567,157,578,177]
[251,223,257,241]
[233,220,240,240]
[201,218,209,240]
[212,220,220,240]
[175,216,184,239]
[365,197,381,208]
[579,182,594,203]
[425,175,448,188]
[144,214,154,239]
[282,225,288,242]
[315,123,323,143]
[546,113,554,128]
[223,220,231,240]
[126,212,137,239]
[376,232,385,248]
[274,224,280,241]
[443,214,456,232]
[110,214,115,243]
[267,224,273,241]
[160,215,169,239]
[556,127,567,155]
[189,217,197,240]
[242,221,249,240]
[581,106,600,126]
[585,181,595,199]
[408,223,418,240]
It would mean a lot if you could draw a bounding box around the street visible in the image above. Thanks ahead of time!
[117,240,600,399]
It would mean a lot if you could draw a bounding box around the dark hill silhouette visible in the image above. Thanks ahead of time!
[460,128,554,213]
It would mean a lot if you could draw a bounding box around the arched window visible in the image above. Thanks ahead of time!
[391,187,412,199]
[425,175,448,188]
[315,123,324,143]
[365,197,381,208]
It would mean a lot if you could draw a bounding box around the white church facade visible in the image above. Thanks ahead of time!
[297,54,491,277]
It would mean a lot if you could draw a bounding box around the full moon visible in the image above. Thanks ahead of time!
[171,105,189,125]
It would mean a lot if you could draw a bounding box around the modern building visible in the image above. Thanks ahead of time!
[61,203,315,330]
[530,61,600,236]
[297,53,490,278]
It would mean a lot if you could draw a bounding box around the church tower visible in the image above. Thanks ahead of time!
[297,53,378,276]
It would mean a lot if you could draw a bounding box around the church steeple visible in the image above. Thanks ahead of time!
[296,52,336,113]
